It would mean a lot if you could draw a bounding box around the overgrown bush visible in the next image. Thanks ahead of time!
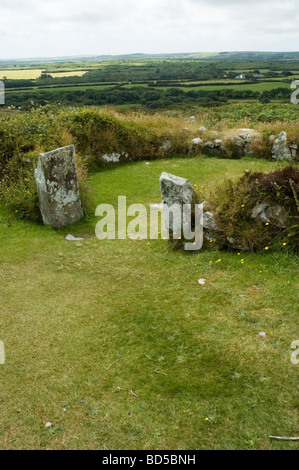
[0,107,68,176]
[66,109,191,165]
[248,134,273,159]
[67,110,148,164]
[0,154,41,221]
[207,166,299,252]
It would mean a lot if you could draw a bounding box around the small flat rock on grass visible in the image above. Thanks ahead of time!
[65,234,85,241]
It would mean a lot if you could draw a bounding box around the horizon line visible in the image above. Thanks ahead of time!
[1,50,299,63]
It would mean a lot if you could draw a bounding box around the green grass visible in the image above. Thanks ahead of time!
[5,84,115,94]
[5,79,292,96]
[0,156,298,450]
[148,82,291,92]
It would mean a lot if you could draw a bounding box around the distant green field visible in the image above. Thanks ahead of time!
[2,56,298,110]
[4,81,291,99]
[124,81,292,92]
[5,84,115,94]
[167,76,299,85]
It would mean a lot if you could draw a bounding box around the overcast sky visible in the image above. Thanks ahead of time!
[1,0,299,59]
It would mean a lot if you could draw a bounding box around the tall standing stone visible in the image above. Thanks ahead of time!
[35,145,83,229]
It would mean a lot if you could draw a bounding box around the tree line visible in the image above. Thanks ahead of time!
[4,85,292,110]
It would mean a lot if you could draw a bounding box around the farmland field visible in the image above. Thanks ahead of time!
[5,84,116,94]
[49,71,88,78]
[0,69,44,79]
[4,80,293,95]
[1,56,298,110]
[124,81,292,92]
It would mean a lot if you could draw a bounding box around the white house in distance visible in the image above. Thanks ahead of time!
[235,73,246,79]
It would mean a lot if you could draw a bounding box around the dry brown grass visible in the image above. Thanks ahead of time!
[256,121,299,144]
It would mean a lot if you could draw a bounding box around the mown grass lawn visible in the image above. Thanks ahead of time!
[0,156,298,450]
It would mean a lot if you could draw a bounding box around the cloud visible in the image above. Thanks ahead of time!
[0,0,299,59]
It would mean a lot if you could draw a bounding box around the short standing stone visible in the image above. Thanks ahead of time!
[160,172,197,207]
[232,136,246,155]
[271,131,292,161]
[35,145,83,229]
[243,134,255,155]
[159,172,198,232]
